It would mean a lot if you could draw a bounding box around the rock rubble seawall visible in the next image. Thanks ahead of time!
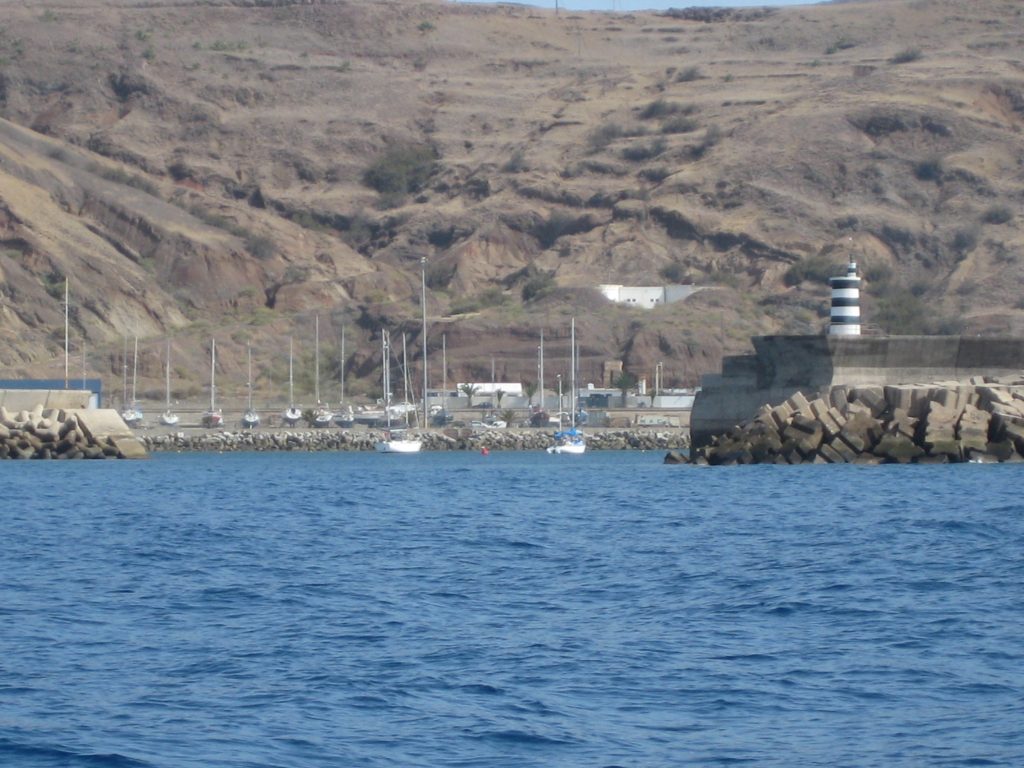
[690,377,1024,465]
[143,428,688,453]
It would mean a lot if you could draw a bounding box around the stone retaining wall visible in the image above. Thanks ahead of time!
[690,375,1024,465]
[143,428,689,453]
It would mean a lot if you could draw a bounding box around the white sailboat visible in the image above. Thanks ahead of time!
[282,336,302,426]
[242,343,260,428]
[547,317,586,454]
[201,338,224,428]
[375,330,422,453]
[159,338,179,426]
[120,336,143,427]
[311,314,333,428]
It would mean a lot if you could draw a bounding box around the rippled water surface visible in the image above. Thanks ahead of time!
[1,451,1023,767]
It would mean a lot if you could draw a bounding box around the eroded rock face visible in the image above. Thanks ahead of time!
[691,376,1024,465]
[2,0,1024,398]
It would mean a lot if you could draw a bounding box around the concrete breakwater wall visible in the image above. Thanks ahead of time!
[691,335,1024,448]
[0,406,146,459]
[691,376,1024,465]
[143,427,689,453]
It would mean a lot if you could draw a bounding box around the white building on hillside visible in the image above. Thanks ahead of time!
[598,284,700,309]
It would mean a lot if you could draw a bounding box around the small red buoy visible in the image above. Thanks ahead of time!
[481,447,490,456]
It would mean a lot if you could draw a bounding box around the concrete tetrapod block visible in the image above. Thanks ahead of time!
[872,433,925,463]
[817,443,845,463]
[827,436,859,463]
[785,390,811,416]
[71,409,148,459]
[829,386,850,410]
[850,386,887,417]
[770,402,794,431]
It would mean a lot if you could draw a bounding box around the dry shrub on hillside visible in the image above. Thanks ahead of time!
[362,143,438,202]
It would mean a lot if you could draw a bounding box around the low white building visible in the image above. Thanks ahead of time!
[598,284,701,309]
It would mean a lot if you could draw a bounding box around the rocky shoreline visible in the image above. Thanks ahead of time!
[142,427,689,453]
[689,376,1024,465]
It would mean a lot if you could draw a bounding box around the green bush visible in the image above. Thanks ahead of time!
[783,255,839,287]
[952,227,979,255]
[586,122,624,151]
[100,167,160,196]
[913,157,943,182]
[502,149,528,173]
[246,234,276,260]
[659,262,690,283]
[639,166,672,183]
[982,205,1013,225]
[362,143,438,199]
[690,125,721,159]
[675,66,701,82]
[621,138,666,163]
[825,36,856,55]
[639,99,693,120]
[875,289,926,334]
[522,271,556,302]
[532,211,587,249]
[890,48,922,64]
[661,115,699,134]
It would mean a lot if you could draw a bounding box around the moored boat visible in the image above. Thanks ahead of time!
[201,338,223,428]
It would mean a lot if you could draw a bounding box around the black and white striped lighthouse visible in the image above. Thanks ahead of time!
[828,257,861,336]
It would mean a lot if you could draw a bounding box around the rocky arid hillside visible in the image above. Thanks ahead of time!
[1,0,1023,407]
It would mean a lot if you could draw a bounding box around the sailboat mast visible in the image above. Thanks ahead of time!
[210,338,216,411]
[165,339,171,409]
[132,337,139,404]
[315,314,321,405]
[288,336,294,407]
[247,343,253,410]
[382,331,391,429]
[402,333,411,427]
[340,325,345,403]
[442,333,447,416]
[63,278,69,389]
[421,256,428,431]
[539,328,544,413]
[570,318,576,429]
[122,336,128,407]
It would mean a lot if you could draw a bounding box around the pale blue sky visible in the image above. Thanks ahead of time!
[453,0,823,10]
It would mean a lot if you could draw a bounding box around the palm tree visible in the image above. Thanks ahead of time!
[501,408,517,427]
[524,381,537,407]
[459,382,480,408]
[613,371,637,407]
[495,388,506,409]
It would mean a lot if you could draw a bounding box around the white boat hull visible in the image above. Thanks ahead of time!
[121,408,143,428]
[375,436,423,453]
[159,412,179,427]
[547,441,586,455]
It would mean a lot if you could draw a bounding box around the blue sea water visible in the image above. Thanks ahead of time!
[1,451,1022,768]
